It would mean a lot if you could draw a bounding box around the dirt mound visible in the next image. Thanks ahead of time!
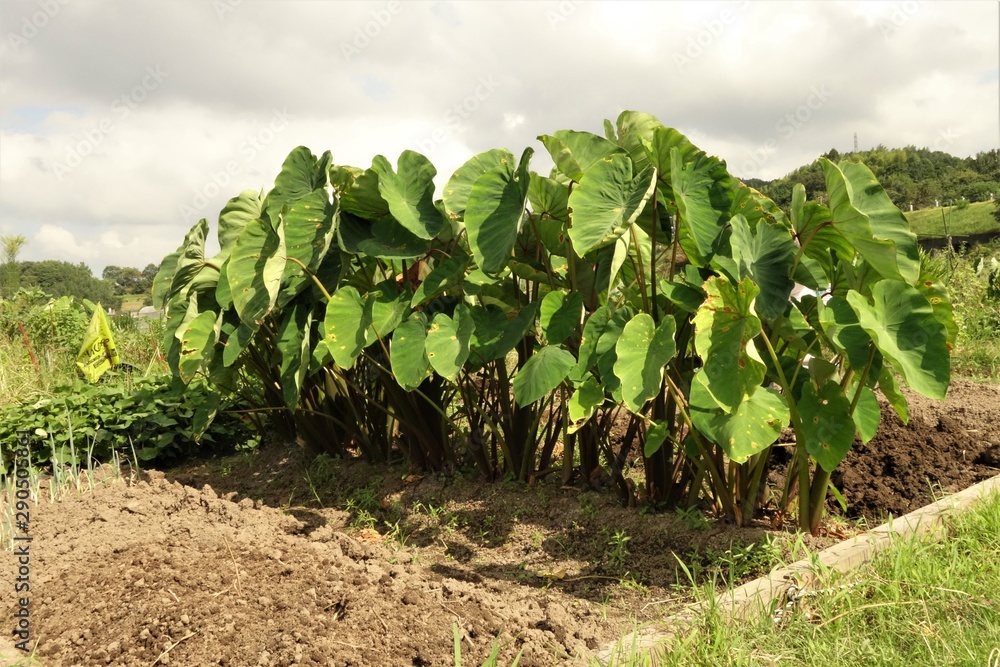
[768,379,1000,523]
[832,410,997,521]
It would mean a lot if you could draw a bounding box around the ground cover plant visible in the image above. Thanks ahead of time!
[154,110,956,535]
[0,375,256,474]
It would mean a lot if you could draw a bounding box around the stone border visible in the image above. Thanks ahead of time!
[595,472,1000,664]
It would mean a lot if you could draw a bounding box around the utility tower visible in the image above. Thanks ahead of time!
[854,132,859,152]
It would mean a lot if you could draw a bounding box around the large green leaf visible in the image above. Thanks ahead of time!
[528,172,571,256]
[178,310,221,384]
[412,251,471,307]
[336,211,373,254]
[222,321,256,368]
[442,148,513,221]
[371,151,444,240]
[276,189,337,308]
[594,307,634,396]
[264,147,330,220]
[567,373,605,433]
[276,300,313,410]
[670,148,732,265]
[329,164,363,196]
[841,160,920,283]
[215,261,233,310]
[151,249,181,310]
[340,168,390,220]
[323,286,371,369]
[391,312,433,390]
[728,214,796,321]
[637,125,701,182]
[818,296,873,371]
[821,158,919,284]
[424,303,474,381]
[693,276,766,411]
[468,303,537,366]
[643,420,672,458]
[847,281,950,399]
[539,290,583,346]
[537,130,625,182]
[690,375,788,463]
[729,182,788,230]
[168,219,210,302]
[916,271,958,347]
[216,190,263,263]
[658,277,706,314]
[161,292,190,373]
[878,365,909,423]
[573,306,612,378]
[797,379,856,472]
[527,172,570,227]
[787,183,852,265]
[229,218,285,329]
[566,154,655,257]
[512,345,576,407]
[614,111,666,175]
[464,147,533,274]
[591,234,631,301]
[852,384,880,444]
[356,216,431,259]
[614,313,677,413]
[364,279,411,346]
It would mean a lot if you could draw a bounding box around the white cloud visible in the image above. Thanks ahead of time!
[0,0,996,275]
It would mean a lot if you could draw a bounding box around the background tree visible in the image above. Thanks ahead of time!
[102,265,142,295]
[1,234,27,299]
[139,263,159,294]
[20,260,122,311]
[753,145,1000,210]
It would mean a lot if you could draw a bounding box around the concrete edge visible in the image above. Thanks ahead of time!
[595,472,1000,663]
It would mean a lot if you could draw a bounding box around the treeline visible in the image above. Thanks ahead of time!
[745,147,1000,211]
[0,235,157,311]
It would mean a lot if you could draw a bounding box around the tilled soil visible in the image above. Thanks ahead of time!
[3,379,999,666]
[768,379,1000,522]
[832,405,1000,521]
[28,472,617,666]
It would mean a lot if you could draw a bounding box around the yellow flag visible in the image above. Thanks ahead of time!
[76,307,120,382]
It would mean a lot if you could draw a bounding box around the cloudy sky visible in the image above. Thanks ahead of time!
[1,0,997,275]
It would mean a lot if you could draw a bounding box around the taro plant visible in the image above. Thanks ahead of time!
[155,111,954,535]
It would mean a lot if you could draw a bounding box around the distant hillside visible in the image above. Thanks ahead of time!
[903,200,1000,239]
[740,146,1000,213]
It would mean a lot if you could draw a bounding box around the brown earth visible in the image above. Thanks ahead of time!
[3,379,999,666]
[767,379,1000,523]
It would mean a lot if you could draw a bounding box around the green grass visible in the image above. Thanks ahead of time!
[0,315,166,406]
[904,200,1000,238]
[602,490,1000,666]
[118,292,151,313]
[0,334,77,405]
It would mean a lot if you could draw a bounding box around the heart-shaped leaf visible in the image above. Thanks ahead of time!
[512,345,576,407]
